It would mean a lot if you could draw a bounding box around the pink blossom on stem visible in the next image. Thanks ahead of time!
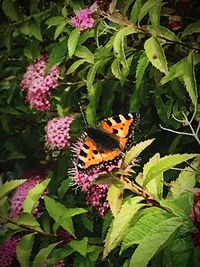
[190,191,200,247]
[71,5,97,31]
[0,236,20,267]
[45,116,74,149]
[9,169,48,219]
[20,55,60,112]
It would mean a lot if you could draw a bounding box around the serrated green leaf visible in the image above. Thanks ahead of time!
[74,46,94,63]
[160,57,186,85]
[182,22,200,37]
[54,21,66,39]
[58,178,71,199]
[32,242,58,267]
[80,214,93,232]
[142,153,163,200]
[182,53,198,105]
[66,59,86,74]
[130,0,142,24]
[138,0,161,23]
[144,36,168,74]
[10,213,42,231]
[161,192,194,216]
[44,196,86,235]
[129,217,183,267]
[46,40,68,72]
[143,153,198,187]
[68,28,80,58]
[170,157,199,198]
[69,237,88,256]
[107,184,123,218]
[2,0,18,21]
[16,234,34,267]
[135,52,149,89]
[149,0,162,26]
[23,179,50,214]
[111,58,121,79]
[46,16,65,26]
[124,139,155,166]
[121,208,170,252]
[148,25,178,42]
[103,196,145,258]
[0,179,26,199]
[29,19,42,41]
[113,27,136,68]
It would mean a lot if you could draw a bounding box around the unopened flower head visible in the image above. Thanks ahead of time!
[20,55,60,112]
[46,116,74,149]
[0,236,20,267]
[71,4,97,31]
[9,169,48,219]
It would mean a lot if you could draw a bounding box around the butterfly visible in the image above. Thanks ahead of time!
[77,113,140,173]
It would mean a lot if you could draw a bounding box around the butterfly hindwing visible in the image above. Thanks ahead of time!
[77,113,139,173]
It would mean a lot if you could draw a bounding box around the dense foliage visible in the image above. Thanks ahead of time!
[0,0,200,266]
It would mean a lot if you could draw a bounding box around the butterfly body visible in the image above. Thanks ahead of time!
[76,113,139,173]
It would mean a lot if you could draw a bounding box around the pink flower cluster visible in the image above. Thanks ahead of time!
[71,5,96,31]
[45,116,73,149]
[0,236,20,267]
[9,169,47,219]
[20,55,60,112]
[86,184,109,217]
[191,191,200,246]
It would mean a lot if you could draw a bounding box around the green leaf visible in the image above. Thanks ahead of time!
[135,52,149,89]
[46,16,65,26]
[138,0,161,23]
[170,157,199,198]
[111,58,121,80]
[144,36,168,74]
[16,234,34,267]
[103,196,145,258]
[129,217,183,267]
[160,57,187,85]
[124,139,155,166]
[69,237,88,256]
[46,40,68,72]
[32,242,58,267]
[143,153,198,187]
[161,192,194,217]
[149,0,162,26]
[121,208,170,252]
[74,46,94,63]
[44,196,87,235]
[148,25,178,42]
[182,53,198,105]
[66,59,86,74]
[23,179,50,214]
[2,0,18,21]
[113,27,136,67]
[29,19,42,41]
[9,213,42,231]
[130,0,142,24]
[144,153,163,200]
[68,28,80,58]
[182,22,200,37]
[0,179,26,199]
[107,184,124,218]
[54,21,66,39]
[58,178,71,199]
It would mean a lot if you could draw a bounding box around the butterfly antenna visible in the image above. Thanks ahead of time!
[78,102,89,128]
